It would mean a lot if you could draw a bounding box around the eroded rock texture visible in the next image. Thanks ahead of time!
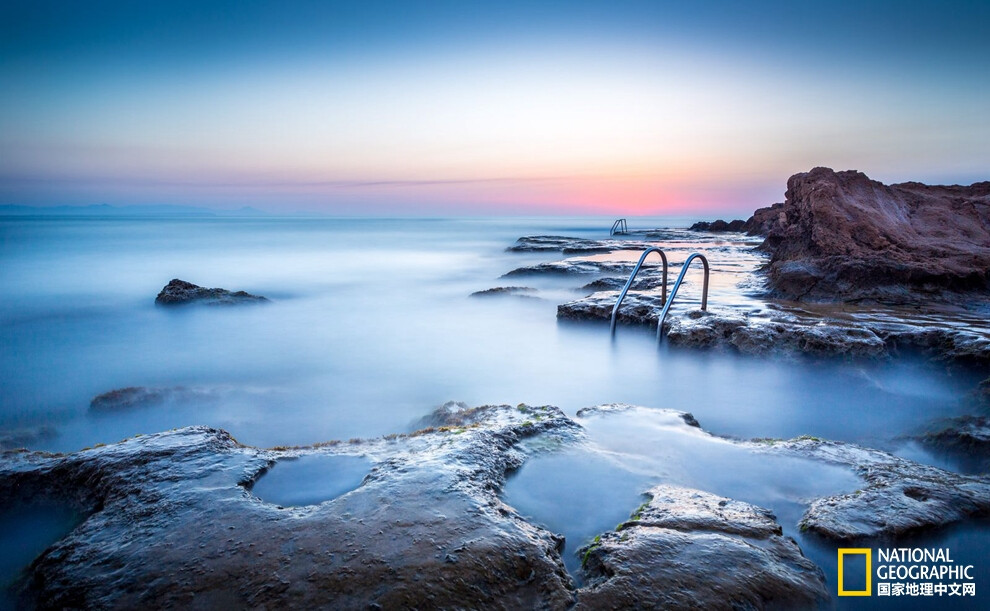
[577,485,828,610]
[2,405,579,609]
[155,279,268,306]
[761,438,990,540]
[748,167,990,302]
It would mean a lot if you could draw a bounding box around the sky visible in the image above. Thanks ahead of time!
[0,1,987,215]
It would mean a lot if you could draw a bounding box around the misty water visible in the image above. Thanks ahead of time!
[249,454,372,507]
[1,215,987,604]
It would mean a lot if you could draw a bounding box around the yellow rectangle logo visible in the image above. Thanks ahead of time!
[838,548,872,596]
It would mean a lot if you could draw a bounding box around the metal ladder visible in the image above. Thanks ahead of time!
[610,247,668,335]
[611,250,710,343]
[610,218,628,235]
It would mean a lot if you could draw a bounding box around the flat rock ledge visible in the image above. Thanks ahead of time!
[155,278,268,306]
[559,296,990,365]
[5,403,987,607]
[576,485,828,610]
[1,404,579,609]
[758,438,990,540]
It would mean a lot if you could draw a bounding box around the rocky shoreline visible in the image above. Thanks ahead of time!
[481,169,990,368]
[750,168,990,303]
[3,168,988,608]
[5,402,986,609]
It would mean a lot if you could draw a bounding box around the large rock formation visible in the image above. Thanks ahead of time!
[747,168,990,302]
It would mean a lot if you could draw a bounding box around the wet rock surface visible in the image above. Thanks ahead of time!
[914,415,990,472]
[576,485,828,610]
[155,278,269,306]
[497,229,990,364]
[495,229,990,378]
[748,167,990,302]
[760,438,990,540]
[578,405,990,542]
[1,404,579,609]
[559,291,990,363]
[4,401,989,607]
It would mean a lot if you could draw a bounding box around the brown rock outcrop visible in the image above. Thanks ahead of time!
[747,167,990,302]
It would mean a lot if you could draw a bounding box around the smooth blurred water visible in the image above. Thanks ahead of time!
[0,498,85,608]
[504,407,864,579]
[1,215,985,601]
[0,216,979,454]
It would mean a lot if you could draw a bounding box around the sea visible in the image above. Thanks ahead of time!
[1,215,987,608]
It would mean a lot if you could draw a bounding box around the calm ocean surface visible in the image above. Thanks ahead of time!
[2,215,986,607]
[0,215,976,453]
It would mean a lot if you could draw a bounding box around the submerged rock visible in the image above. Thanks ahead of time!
[469,286,539,298]
[0,425,56,450]
[574,403,700,428]
[1,405,580,609]
[914,415,990,472]
[507,236,656,254]
[155,278,268,306]
[88,386,216,412]
[503,259,638,278]
[576,485,828,610]
[748,167,990,302]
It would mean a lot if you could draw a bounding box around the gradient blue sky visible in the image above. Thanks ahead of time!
[1,1,987,214]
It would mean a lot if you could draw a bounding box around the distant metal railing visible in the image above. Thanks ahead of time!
[610,247,668,335]
[609,218,628,235]
[655,253,709,343]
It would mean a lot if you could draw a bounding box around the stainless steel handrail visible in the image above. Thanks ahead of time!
[610,218,628,235]
[656,252,709,342]
[610,247,668,335]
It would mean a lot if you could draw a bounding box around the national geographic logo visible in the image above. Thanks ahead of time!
[838,549,871,596]
[837,547,977,598]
